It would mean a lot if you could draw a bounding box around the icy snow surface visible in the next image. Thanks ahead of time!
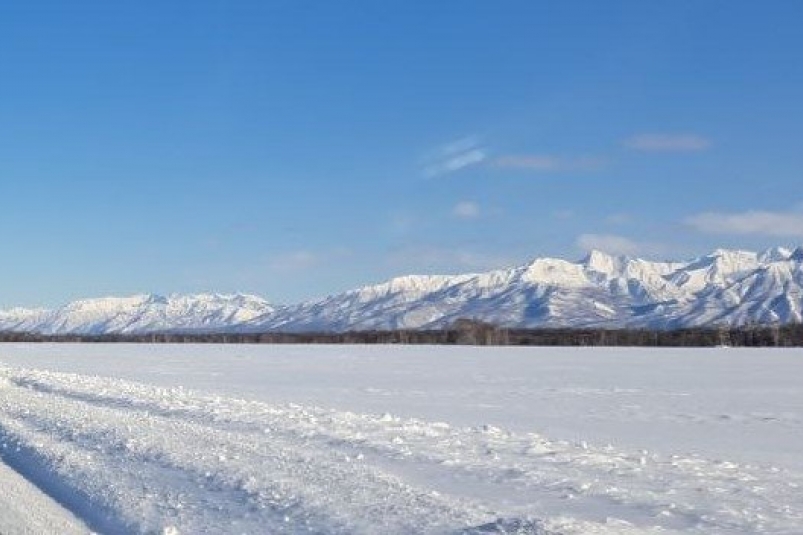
[0,344,802,534]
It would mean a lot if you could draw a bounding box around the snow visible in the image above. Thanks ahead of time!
[0,460,87,535]
[1,344,802,534]
[2,246,802,334]
[0,293,273,335]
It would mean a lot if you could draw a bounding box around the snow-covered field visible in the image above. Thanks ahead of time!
[0,344,801,534]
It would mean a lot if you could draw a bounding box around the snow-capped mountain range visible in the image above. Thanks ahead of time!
[2,246,803,335]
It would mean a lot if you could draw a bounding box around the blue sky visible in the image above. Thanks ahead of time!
[2,1,803,307]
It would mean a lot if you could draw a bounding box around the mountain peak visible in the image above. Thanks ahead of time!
[582,249,621,274]
[709,248,756,259]
[521,257,588,286]
[760,246,793,263]
[2,245,802,334]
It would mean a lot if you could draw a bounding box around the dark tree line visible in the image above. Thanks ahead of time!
[1,319,803,347]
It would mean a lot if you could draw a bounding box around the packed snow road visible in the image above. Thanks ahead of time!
[0,345,802,534]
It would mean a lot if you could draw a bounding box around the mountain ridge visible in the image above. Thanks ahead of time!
[2,246,802,334]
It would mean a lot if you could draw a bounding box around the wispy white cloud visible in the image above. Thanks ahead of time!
[576,233,668,257]
[452,200,480,219]
[423,136,487,178]
[685,209,803,237]
[623,133,711,152]
[439,137,482,155]
[492,154,605,172]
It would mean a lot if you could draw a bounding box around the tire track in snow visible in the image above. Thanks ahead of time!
[0,459,89,535]
[2,365,802,534]
[0,366,545,534]
[0,377,704,532]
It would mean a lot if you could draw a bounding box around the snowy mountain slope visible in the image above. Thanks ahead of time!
[257,274,476,332]
[248,246,803,332]
[2,246,803,334]
[673,255,803,327]
[0,293,273,335]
